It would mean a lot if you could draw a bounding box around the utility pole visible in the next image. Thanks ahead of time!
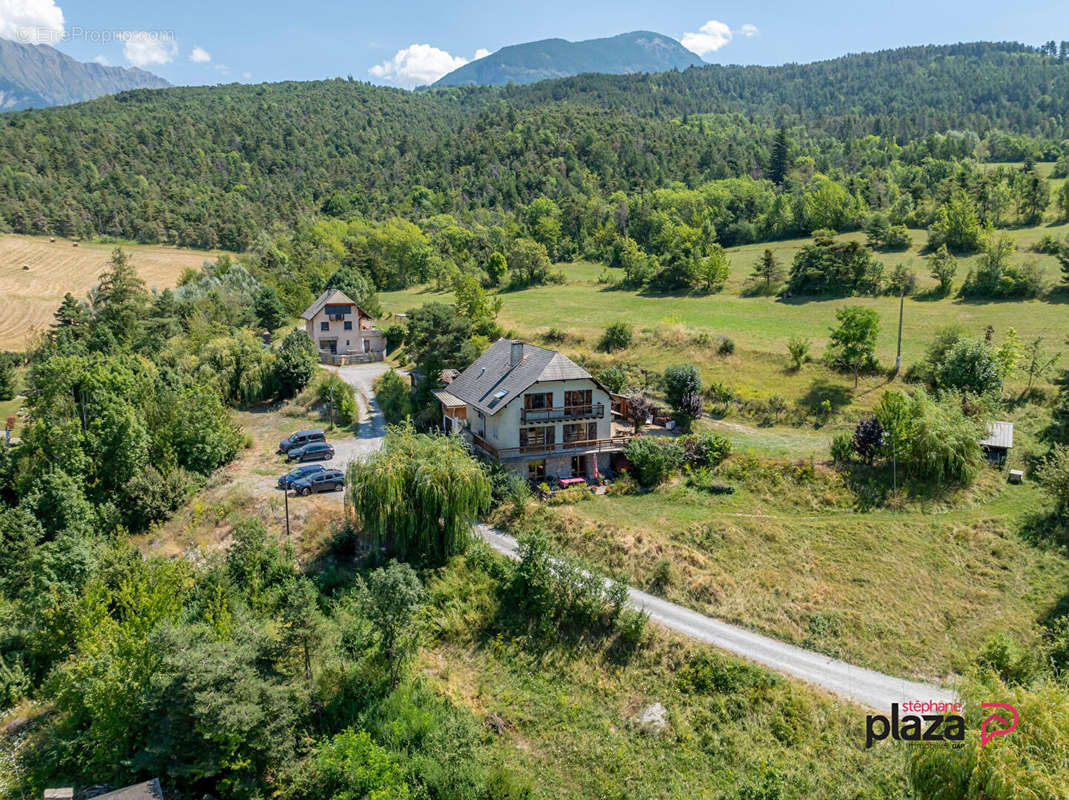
[282,484,291,544]
[329,385,334,431]
[894,289,905,376]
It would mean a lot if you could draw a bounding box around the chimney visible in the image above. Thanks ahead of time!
[509,341,523,369]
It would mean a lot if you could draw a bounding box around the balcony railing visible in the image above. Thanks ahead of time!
[520,403,604,423]
[469,430,632,460]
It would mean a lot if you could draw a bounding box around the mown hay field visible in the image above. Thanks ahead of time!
[0,235,213,351]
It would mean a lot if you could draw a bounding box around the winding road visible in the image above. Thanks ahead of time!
[329,366,957,712]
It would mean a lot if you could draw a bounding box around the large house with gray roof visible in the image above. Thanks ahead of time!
[435,338,631,481]
[300,289,385,364]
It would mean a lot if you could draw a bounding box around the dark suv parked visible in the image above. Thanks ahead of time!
[278,429,325,454]
[277,463,326,489]
[291,468,345,495]
[286,441,335,463]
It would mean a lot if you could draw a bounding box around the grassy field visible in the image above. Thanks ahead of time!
[0,234,215,351]
[499,463,1069,681]
[380,223,1069,414]
[418,554,909,800]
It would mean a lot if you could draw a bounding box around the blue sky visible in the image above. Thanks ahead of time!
[2,0,1066,88]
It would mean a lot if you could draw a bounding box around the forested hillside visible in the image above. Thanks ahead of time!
[1,42,1068,251]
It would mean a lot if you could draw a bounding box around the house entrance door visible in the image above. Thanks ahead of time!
[570,455,586,477]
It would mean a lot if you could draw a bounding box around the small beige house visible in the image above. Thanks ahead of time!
[300,289,385,363]
[437,338,631,481]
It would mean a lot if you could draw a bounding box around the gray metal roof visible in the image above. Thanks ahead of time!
[91,779,164,799]
[445,338,592,416]
[979,421,1014,449]
[433,389,466,408]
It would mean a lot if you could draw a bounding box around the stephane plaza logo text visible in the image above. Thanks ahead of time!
[866,699,1018,748]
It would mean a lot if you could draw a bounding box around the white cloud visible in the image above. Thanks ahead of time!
[122,30,177,67]
[680,19,732,57]
[474,47,490,60]
[189,45,210,63]
[241,71,252,80]
[91,54,109,65]
[740,23,759,38]
[0,0,65,44]
[369,43,484,88]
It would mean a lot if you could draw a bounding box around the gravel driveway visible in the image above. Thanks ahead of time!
[319,362,392,474]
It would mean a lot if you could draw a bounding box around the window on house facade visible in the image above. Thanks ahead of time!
[524,392,553,410]
[563,422,598,443]
[527,460,546,480]
[320,321,329,331]
[519,426,555,449]
[564,389,593,414]
[344,320,353,330]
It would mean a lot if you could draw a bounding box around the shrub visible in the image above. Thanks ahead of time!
[542,327,567,343]
[0,355,17,401]
[663,363,702,410]
[717,337,735,356]
[1038,446,1069,520]
[677,651,778,694]
[679,432,731,467]
[677,392,704,425]
[787,336,810,370]
[382,323,405,352]
[936,339,1003,396]
[273,329,317,398]
[624,436,682,486]
[830,433,854,464]
[316,372,358,427]
[509,530,638,639]
[376,370,412,425]
[597,365,628,394]
[121,466,197,531]
[1033,234,1063,255]
[927,244,958,295]
[851,418,884,464]
[597,321,633,353]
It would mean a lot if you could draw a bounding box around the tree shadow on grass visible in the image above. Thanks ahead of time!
[798,378,853,415]
[1019,511,1069,553]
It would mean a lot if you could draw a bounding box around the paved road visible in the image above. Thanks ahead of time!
[474,523,956,711]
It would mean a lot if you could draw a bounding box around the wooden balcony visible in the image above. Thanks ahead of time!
[468,430,632,461]
[520,403,604,423]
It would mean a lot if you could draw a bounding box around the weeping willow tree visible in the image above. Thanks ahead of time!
[346,424,491,562]
[906,387,984,484]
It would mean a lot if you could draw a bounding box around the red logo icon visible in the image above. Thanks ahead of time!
[979,703,1018,748]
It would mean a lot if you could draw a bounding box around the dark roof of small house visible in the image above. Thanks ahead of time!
[90,779,164,800]
[445,338,592,416]
[300,289,369,321]
[979,421,1014,449]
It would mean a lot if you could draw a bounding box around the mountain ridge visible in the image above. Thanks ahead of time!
[432,30,704,87]
[0,37,170,111]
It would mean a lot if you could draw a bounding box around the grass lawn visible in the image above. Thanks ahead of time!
[420,554,909,800]
[379,224,1069,416]
[498,464,1069,682]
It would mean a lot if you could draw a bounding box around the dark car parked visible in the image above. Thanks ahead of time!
[291,468,345,495]
[278,429,326,454]
[276,463,327,489]
[286,441,335,463]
